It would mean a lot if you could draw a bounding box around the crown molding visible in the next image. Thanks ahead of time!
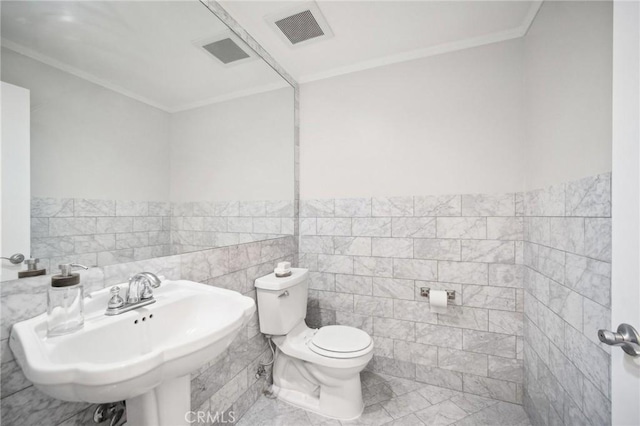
[298,1,544,84]
[170,80,290,112]
[1,39,290,113]
[1,39,172,112]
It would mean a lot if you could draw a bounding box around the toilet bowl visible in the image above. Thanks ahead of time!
[255,267,374,420]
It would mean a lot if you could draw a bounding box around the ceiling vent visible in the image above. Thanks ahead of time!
[266,2,333,48]
[193,32,255,67]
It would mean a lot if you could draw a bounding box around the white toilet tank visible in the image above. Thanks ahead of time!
[255,268,309,335]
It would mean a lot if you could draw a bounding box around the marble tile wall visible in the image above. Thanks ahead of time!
[30,197,294,270]
[0,236,295,425]
[170,200,294,255]
[31,197,172,270]
[299,192,526,405]
[521,173,612,426]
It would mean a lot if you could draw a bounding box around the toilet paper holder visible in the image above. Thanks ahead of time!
[420,287,456,301]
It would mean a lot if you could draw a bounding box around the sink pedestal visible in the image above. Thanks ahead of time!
[126,375,190,426]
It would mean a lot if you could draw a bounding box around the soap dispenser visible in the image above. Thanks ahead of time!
[18,258,47,278]
[47,263,89,337]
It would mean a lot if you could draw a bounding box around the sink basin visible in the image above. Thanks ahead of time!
[10,279,255,425]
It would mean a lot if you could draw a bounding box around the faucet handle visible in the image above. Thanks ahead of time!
[108,286,125,309]
[140,281,154,300]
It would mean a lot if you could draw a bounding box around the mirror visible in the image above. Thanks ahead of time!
[0,1,295,281]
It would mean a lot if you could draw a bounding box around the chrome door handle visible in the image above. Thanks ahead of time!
[598,323,640,357]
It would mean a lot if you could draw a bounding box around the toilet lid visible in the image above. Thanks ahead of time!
[311,325,372,353]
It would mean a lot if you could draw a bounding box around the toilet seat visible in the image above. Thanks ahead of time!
[272,321,373,367]
[308,325,373,359]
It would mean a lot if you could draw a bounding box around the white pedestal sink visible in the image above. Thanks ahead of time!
[9,280,255,426]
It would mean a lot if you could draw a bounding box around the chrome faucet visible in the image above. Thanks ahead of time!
[105,272,161,316]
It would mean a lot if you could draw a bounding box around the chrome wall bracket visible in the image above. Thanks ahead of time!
[420,287,456,301]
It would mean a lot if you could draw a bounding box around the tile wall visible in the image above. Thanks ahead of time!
[522,173,612,426]
[0,236,295,425]
[299,192,526,404]
[171,200,294,254]
[30,197,294,270]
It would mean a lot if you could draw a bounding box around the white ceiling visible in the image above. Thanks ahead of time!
[221,0,542,82]
[1,1,542,111]
[1,1,288,112]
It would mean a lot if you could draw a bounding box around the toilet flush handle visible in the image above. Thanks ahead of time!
[278,290,289,298]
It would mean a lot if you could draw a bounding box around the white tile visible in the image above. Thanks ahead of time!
[438,348,487,376]
[415,366,463,392]
[488,357,523,383]
[462,375,517,403]
[381,391,431,419]
[354,256,394,277]
[333,237,372,256]
[31,197,74,217]
[414,239,461,261]
[394,259,437,281]
[438,306,488,331]
[565,173,611,217]
[317,218,351,236]
[437,218,487,239]
[373,277,415,300]
[524,184,565,217]
[74,198,115,216]
[317,254,353,274]
[487,217,524,240]
[461,240,515,264]
[461,194,515,217]
[335,198,372,217]
[336,274,372,295]
[564,253,611,307]
[488,264,523,288]
[584,218,612,262]
[489,310,523,336]
[372,197,414,217]
[394,341,438,367]
[414,400,468,426]
[373,317,415,340]
[416,323,463,349]
[301,199,334,217]
[414,195,461,217]
[395,300,439,324]
[392,217,436,238]
[462,285,516,311]
[462,330,516,358]
[352,218,392,237]
[372,238,413,258]
[438,262,488,285]
[354,295,394,318]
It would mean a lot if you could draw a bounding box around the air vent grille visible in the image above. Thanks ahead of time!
[202,38,250,64]
[275,9,325,45]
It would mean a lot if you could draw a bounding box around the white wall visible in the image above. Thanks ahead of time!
[1,82,30,281]
[1,47,172,201]
[170,87,294,202]
[300,39,525,198]
[523,1,613,190]
[1,47,295,205]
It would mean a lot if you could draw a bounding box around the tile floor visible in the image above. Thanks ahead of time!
[237,371,530,426]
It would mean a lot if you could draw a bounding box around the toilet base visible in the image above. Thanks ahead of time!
[272,384,364,422]
[272,346,367,421]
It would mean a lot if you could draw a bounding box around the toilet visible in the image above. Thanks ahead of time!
[255,267,374,421]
